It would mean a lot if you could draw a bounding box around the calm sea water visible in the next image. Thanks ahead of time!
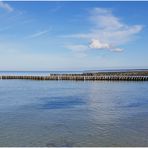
[0,80,148,146]
[0,71,82,76]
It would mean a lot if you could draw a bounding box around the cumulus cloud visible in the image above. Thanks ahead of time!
[65,7,143,53]
[0,1,13,12]
[89,39,110,49]
[89,39,123,52]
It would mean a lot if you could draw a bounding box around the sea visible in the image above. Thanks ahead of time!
[0,71,148,146]
[0,71,82,76]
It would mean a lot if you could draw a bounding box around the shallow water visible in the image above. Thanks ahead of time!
[0,80,148,146]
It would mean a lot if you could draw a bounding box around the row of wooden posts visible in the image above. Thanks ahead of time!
[0,75,148,81]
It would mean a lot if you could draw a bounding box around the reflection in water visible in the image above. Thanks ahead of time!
[0,80,148,146]
[39,96,85,109]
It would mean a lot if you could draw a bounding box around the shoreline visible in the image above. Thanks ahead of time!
[0,70,148,81]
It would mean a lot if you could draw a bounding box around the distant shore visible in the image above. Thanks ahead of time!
[82,70,148,76]
[0,70,148,81]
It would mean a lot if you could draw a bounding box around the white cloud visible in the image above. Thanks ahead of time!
[66,45,89,57]
[89,39,109,49]
[67,45,88,52]
[89,39,123,52]
[0,1,13,12]
[27,30,49,39]
[90,8,124,30]
[65,7,143,53]
[110,48,123,52]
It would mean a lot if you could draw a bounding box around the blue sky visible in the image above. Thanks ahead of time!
[0,1,148,71]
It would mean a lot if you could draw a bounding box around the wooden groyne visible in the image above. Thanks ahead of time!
[0,75,148,81]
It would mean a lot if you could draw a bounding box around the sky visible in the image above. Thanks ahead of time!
[0,1,148,71]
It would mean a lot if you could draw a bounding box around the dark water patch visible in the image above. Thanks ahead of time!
[46,142,57,147]
[46,139,74,147]
[125,101,147,107]
[39,96,85,109]
[119,99,148,108]
[16,96,86,111]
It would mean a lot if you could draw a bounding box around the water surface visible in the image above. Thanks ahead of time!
[0,80,148,146]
